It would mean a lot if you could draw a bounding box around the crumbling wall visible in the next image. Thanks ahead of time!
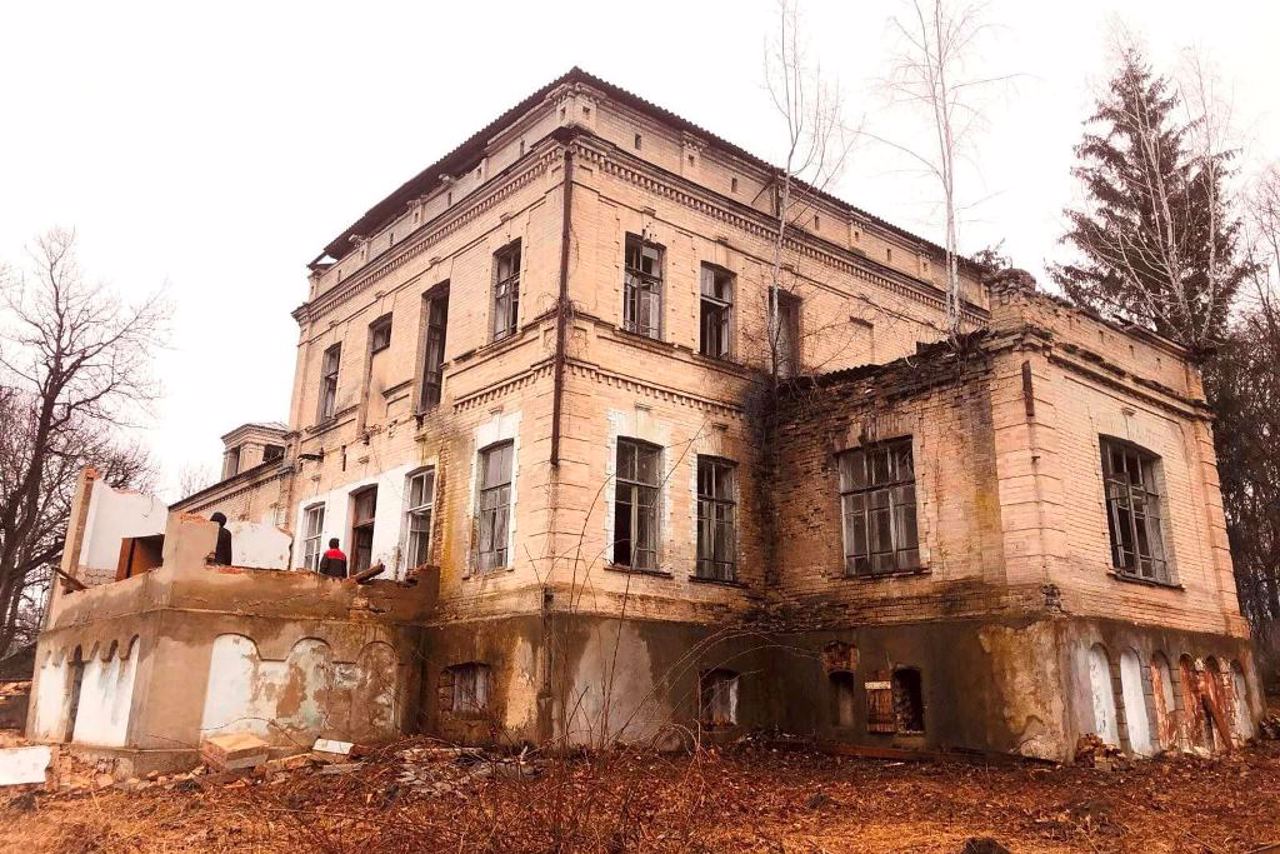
[200,634,402,745]
[77,479,167,585]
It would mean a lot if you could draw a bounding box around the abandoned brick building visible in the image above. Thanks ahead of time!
[27,68,1260,769]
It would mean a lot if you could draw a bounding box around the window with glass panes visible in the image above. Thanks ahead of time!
[475,442,513,571]
[696,457,736,580]
[319,344,341,420]
[405,468,435,570]
[302,504,325,572]
[491,241,521,341]
[350,486,377,574]
[623,235,663,339]
[839,438,920,575]
[1100,438,1169,582]
[699,264,733,358]
[419,290,448,409]
[614,438,661,569]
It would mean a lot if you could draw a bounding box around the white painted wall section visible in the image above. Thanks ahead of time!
[77,480,167,583]
[225,520,291,569]
[291,464,414,578]
[1119,649,1152,755]
[71,637,140,747]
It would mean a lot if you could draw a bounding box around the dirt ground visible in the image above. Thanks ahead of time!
[3,735,1280,854]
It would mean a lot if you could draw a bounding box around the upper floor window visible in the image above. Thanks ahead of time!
[319,343,341,421]
[222,445,241,480]
[839,437,919,576]
[614,438,661,570]
[476,441,513,571]
[263,444,285,463]
[623,235,663,339]
[302,504,325,572]
[696,456,736,581]
[699,264,734,359]
[492,240,521,341]
[405,468,436,570]
[369,314,392,353]
[775,291,801,377]
[1100,437,1169,583]
[419,288,449,410]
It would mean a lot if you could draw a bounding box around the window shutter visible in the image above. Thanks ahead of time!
[866,671,895,733]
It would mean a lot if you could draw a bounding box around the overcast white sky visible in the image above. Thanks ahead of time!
[2,0,1277,499]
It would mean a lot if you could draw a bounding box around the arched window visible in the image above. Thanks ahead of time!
[1088,644,1119,745]
[1119,649,1152,755]
[1149,653,1177,750]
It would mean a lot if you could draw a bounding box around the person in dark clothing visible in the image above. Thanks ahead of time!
[210,512,233,565]
[318,538,348,579]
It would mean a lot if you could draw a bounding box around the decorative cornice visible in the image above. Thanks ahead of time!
[567,361,745,419]
[296,148,558,325]
[451,363,554,414]
[576,139,988,327]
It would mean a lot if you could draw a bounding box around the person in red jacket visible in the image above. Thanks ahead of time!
[318,538,348,579]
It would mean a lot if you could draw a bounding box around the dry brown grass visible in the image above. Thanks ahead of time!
[4,739,1280,853]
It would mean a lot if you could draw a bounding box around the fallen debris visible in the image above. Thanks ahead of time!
[313,738,354,756]
[201,732,270,771]
[1073,733,1127,771]
[0,744,52,786]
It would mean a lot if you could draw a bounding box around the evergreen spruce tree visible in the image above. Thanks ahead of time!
[1052,48,1251,352]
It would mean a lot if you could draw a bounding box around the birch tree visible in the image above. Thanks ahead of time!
[761,0,853,382]
[878,0,1002,342]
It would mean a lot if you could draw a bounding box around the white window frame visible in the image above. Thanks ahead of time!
[405,467,436,571]
[302,503,325,572]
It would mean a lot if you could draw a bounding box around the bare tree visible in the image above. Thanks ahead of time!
[760,0,854,382]
[177,462,217,499]
[0,229,164,655]
[874,0,1005,342]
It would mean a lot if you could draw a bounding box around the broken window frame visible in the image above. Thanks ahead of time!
[419,287,449,411]
[302,503,325,572]
[350,485,377,575]
[699,668,739,727]
[613,438,662,570]
[699,263,734,359]
[695,456,736,581]
[892,667,925,733]
[405,467,435,571]
[839,437,920,576]
[623,234,664,340]
[475,441,513,572]
[491,240,521,341]
[449,662,491,715]
[319,343,341,422]
[369,313,392,354]
[1100,437,1170,584]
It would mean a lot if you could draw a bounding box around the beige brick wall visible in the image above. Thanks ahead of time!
[175,80,1243,648]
